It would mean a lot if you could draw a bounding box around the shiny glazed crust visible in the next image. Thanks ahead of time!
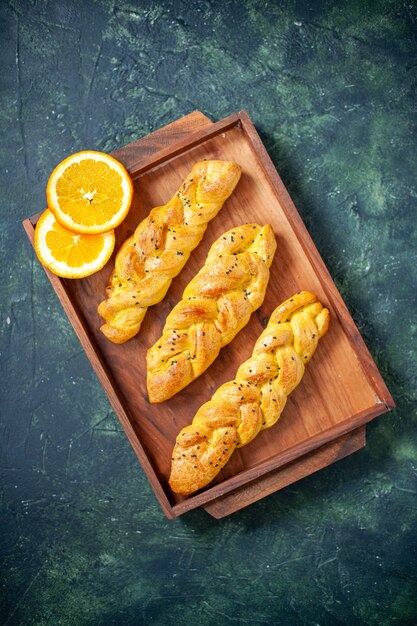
[169,291,330,496]
[97,160,241,343]
[146,223,277,403]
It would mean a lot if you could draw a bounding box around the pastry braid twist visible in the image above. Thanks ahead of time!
[147,223,277,403]
[169,291,330,495]
[97,160,241,343]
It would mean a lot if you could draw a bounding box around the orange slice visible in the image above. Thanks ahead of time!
[46,150,133,234]
[34,209,115,279]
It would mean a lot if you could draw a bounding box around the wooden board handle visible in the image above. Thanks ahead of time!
[203,426,366,518]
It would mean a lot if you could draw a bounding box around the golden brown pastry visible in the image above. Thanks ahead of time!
[147,223,277,403]
[98,160,241,343]
[169,291,330,495]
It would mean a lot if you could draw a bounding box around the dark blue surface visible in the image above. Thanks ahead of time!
[1,1,416,624]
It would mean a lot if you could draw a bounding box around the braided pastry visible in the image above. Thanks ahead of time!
[146,223,276,403]
[97,160,241,343]
[169,291,330,495]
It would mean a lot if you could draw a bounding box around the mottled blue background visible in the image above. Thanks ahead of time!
[1,1,416,624]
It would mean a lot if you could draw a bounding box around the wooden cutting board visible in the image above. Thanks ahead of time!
[23,111,394,519]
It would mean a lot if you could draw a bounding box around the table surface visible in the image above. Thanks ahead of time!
[1,1,416,625]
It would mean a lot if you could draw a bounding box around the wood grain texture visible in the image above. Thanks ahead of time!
[23,111,394,519]
[203,426,366,518]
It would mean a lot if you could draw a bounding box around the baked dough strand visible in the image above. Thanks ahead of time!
[147,223,277,403]
[97,160,241,343]
[169,291,330,495]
